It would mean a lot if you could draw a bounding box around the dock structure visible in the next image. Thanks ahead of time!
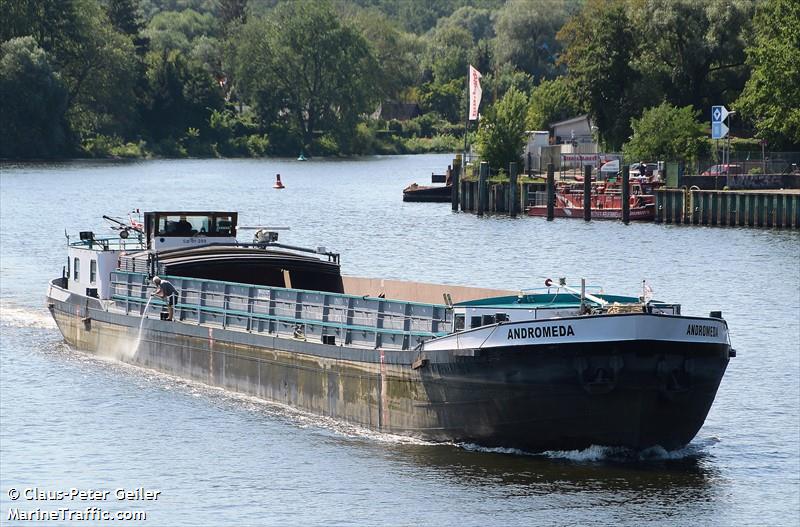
[442,155,799,229]
[654,189,800,228]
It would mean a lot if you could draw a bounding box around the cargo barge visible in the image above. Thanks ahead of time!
[46,211,733,452]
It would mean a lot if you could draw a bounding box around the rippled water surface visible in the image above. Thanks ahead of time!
[1,156,798,526]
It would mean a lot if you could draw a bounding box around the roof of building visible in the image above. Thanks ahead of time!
[375,102,422,121]
[550,114,591,128]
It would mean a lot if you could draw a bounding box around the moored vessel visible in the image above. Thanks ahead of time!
[527,180,657,221]
[46,211,733,452]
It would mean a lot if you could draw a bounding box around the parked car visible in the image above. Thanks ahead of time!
[701,164,743,176]
[631,162,658,177]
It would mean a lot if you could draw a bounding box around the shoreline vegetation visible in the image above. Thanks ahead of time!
[1,0,797,164]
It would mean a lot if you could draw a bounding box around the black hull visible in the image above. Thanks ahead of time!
[47,292,730,452]
[402,185,452,202]
[417,342,727,451]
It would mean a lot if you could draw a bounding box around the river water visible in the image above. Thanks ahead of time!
[1,155,798,526]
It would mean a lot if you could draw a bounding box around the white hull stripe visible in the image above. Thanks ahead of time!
[422,314,728,351]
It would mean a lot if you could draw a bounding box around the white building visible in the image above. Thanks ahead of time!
[551,114,598,152]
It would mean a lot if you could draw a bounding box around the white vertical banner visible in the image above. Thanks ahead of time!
[468,65,482,121]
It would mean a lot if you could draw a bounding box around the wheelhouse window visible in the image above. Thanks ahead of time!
[155,213,236,237]
[66,257,70,279]
[90,260,97,283]
[73,258,80,281]
[454,314,465,331]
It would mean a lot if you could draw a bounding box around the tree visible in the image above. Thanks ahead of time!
[1,0,140,147]
[492,0,578,82]
[479,63,534,106]
[419,79,463,122]
[235,1,380,154]
[558,0,644,151]
[736,0,800,148]
[64,16,140,140]
[632,0,754,111]
[348,10,424,101]
[426,25,474,84]
[525,76,584,130]
[476,86,528,170]
[106,0,144,39]
[623,102,707,162]
[0,37,69,158]
[142,49,224,144]
[144,9,219,55]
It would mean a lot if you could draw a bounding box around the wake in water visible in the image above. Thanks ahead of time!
[0,302,57,329]
[457,440,716,461]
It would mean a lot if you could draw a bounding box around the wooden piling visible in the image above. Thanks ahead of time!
[477,162,488,216]
[509,162,518,217]
[766,194,774,228]
[451,157,460,212]
[621,166,630,225]
[711,191,719,225]
[546,163,555,221]
[794,194,800,228]
[583,164,592,222]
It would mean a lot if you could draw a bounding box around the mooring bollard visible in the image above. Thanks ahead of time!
[622,165,630,225]
[509,162,518,217]
[478,162,488,216]
[583,164,592,222]
[546,163,555,221]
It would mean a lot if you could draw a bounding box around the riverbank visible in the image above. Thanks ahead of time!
[13,131,463,161]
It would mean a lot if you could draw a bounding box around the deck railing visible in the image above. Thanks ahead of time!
[110,271,451,350]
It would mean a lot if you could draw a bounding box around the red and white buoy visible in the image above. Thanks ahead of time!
[273,173,285,189]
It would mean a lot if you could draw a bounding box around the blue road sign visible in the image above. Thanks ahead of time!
[712,105,729,124]
[712,122,729,140]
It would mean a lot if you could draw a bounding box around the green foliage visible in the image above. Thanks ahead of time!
[234,0,380,154]
[476,86,529,170]
[480,64,534,105]
[632,0,754,111]
[403,134,460,153]
[82,134,145,158]
[0,37,69,158]
[106,0,145,37]
[558,0,643,151]
[623,102,706,162]
[526,76,584,130]
[143,49,224,142]
[419,79,462,123]
[1,0,141,145]
[144,9,218,53]
[493,0,577,82]
[736,0,800,148]
[65,10,140,140]
[349,10,423,101]
[345,0,504,35]
[426,25,473,84]
[0,0,786,159]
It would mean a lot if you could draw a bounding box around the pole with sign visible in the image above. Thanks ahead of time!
[712,105,731,166]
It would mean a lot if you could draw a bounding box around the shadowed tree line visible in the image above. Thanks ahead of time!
[0,0,796,161]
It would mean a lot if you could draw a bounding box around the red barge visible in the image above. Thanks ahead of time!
[527,180,657,221]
